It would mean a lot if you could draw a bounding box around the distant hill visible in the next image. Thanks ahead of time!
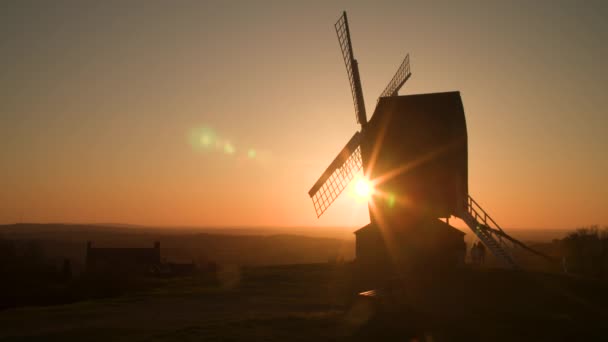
[0,223,571,272]
[2,222,572,241]
[0,224,355,269]
[0,223,355,239]
[498,228,573,242]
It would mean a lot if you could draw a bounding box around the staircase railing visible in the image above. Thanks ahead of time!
[460,208,517,268]
[466,195,504,234]
[459,194,555,269]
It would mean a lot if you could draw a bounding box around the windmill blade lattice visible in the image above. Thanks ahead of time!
[335,12,367,125]
[308,132,363,217]
[380,54,412,98]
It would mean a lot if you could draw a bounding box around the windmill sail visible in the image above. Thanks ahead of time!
[380,54,412,98]
[308,132,362,217]
[335,11,367,125]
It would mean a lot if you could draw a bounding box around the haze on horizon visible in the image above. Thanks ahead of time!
[1,1,607,230]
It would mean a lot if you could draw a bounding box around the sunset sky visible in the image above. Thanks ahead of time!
[1,1,607,230]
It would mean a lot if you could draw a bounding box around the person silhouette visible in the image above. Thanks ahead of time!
[478,243,486,264]
[471,242,479,264]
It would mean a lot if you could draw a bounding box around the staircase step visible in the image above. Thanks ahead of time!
[461,211,516,268]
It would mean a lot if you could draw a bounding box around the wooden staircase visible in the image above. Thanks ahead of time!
[458,195,553,269]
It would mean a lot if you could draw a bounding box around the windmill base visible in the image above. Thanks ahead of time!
[353,218,466,288]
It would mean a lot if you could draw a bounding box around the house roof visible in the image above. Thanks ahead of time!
[87,243,160,265]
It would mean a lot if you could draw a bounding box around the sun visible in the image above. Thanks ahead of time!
[354,177,374,200]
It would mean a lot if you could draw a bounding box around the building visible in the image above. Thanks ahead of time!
[361,92,468,221]
[86,241,161,273]
[355,218,466,272]
[353,91,468,276]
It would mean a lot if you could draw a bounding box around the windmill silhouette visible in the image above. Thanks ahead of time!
[308,12,550,272]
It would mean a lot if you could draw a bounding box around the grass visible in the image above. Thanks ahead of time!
[0,263,607,341]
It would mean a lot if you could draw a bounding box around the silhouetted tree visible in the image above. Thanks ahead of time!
[561,225,608,279]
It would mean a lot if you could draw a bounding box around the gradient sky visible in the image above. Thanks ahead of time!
[1,1,607,230]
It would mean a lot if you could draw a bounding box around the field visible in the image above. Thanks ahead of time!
[1,263,607,341]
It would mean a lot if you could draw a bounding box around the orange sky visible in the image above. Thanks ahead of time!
[1,1,607,230]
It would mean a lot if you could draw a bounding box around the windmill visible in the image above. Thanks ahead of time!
[308,11,551,271]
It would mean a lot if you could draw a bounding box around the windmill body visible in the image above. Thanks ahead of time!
[309,12,552,275]
[355,92,469,271]
[363,92,468,220]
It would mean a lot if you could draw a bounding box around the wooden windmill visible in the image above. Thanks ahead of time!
[308,12,550,271]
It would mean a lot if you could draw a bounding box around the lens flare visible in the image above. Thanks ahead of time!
[387,193,396,208]
[354,177,373,199]
[200,134,213,147]
[188,126,216,150]
[188,126,262,162]
[224,142,235,154]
